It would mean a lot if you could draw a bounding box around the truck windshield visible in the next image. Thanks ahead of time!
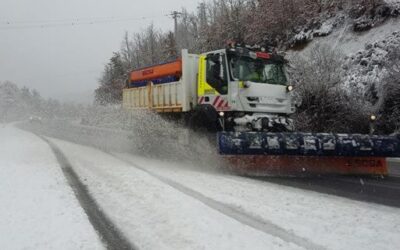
[230,56,287,85]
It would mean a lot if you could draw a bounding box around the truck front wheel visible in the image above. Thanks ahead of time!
[187,106,219,152]
[187,105,219,133]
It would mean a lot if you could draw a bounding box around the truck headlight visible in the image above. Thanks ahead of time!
[287,85,294,92]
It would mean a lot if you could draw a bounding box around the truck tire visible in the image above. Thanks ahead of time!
[187,105,218,154]
[188,104,218,133]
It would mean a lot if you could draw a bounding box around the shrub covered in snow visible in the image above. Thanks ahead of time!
[290,44,371,133]
[342,31,400,133]
[376,44,400,133]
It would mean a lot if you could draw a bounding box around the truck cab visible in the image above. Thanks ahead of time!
[197,46,295,132]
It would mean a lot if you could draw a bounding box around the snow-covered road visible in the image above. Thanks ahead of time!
[49,138,302,250]
[51,136,400,250]
[2,125,400,250]
[0,125,104,250]
[115,154,400,250]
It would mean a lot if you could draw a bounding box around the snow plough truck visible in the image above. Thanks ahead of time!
[123,46,400,176]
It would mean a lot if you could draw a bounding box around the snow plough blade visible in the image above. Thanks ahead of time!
[218,132,400,176]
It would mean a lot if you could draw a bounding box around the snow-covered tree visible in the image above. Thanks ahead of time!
[95,52,127,105]
[0,81,68,122]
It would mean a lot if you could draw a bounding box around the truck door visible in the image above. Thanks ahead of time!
[197,53,230,111]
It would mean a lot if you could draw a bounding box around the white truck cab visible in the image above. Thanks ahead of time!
[123,46,295,132]
[197,46,295,131]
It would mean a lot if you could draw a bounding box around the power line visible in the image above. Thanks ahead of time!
[0,15,169,31]
[0,16,162,30]
[14,69,102,82]
[1,16,137,25]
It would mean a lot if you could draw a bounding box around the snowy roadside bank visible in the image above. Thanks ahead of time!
[0,125,104,250]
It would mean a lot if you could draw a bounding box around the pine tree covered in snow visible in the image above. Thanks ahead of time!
[95,52,127,105]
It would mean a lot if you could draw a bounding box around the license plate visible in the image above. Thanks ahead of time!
[259,97,274,104]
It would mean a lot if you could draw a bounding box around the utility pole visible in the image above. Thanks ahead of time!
[169,11,182,54]
[170,11,182,38]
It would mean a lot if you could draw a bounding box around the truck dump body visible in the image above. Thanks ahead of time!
[123,50,199,113]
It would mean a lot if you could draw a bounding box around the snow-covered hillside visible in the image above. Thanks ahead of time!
[343,29,400,94]
[302,17,400,96]
[290,0,400,80]
[288,4,400,132]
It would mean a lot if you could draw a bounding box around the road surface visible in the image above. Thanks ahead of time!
[0,125,104,250]
[2,124,400,249]
[388,158,400,176]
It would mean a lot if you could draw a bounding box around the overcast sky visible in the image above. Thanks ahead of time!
[0,0,199,103]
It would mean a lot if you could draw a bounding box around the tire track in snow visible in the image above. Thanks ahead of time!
[39,136,136,250]
[111,153,326,250]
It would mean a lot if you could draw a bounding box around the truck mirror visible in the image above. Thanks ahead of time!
[207,53,221,63]
[206,53,215,59]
